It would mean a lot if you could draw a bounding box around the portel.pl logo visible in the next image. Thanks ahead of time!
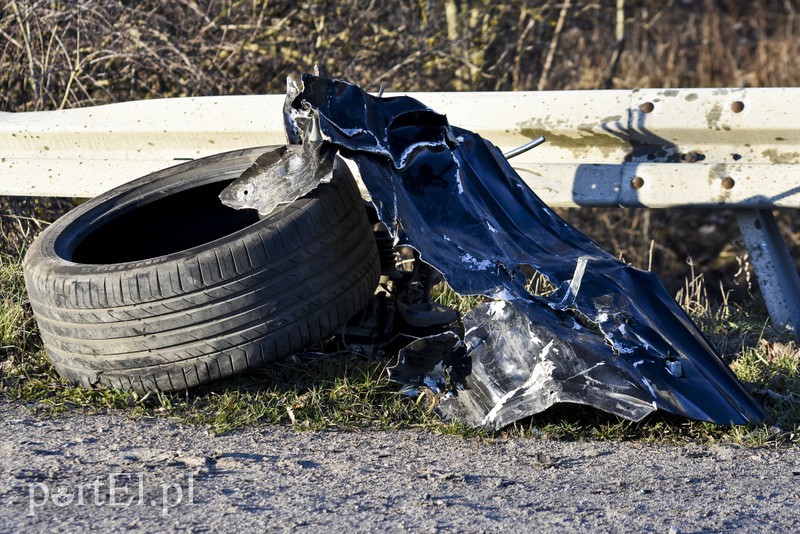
[27,472,195,516]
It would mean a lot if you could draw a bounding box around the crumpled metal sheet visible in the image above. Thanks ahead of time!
[391,300,660,429]
[273,74,765,429]
[219,102,336,217]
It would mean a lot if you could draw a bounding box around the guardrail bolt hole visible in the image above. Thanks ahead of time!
[680,151,705,163]
[631,176,645,189]
[731,101,744,113]
[721,177,735,190]
[639,102,654,113]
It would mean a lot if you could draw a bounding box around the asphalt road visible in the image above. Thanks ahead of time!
[0,401,797,533]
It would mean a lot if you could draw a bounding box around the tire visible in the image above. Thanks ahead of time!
[23,147,380,393]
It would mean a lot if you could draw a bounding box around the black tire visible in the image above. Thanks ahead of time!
[23,147,380,393]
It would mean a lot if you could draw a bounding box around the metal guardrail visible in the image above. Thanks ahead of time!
[2,88,799,332]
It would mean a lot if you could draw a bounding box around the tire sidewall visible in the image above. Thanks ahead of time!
[25,147,281,280]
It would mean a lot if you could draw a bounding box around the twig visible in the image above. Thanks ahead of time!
[58,23,79,110]
[604,0,626,89]
[0,29,22,49]
[370,49,425,88]
[512,9,536,91]
[10,0,40,108]
[445,0,459,41]
[537,0,571,91]
[0,213,51,226]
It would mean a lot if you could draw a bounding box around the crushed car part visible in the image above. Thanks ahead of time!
[23,148,379,392]
[22,72,765,430]
[287,74,764,428]
[219,113,337,217]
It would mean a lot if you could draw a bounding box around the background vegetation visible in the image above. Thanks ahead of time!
[1,0,799,444]
[4,0,800,107]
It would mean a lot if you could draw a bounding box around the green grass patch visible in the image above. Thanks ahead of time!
[0,253,37,352]
[500,405,795,448]
[2,347,441,435]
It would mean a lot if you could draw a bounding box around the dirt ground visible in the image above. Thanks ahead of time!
[1,400,797,532]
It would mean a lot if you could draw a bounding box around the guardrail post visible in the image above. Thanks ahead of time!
[736,209,800,332]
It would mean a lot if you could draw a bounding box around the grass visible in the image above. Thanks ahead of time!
[0,253,38,356]
[1,249,798,447]
[2,343,444,436]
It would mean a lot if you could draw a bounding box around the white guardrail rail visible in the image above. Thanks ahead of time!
[2,88,800,332]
